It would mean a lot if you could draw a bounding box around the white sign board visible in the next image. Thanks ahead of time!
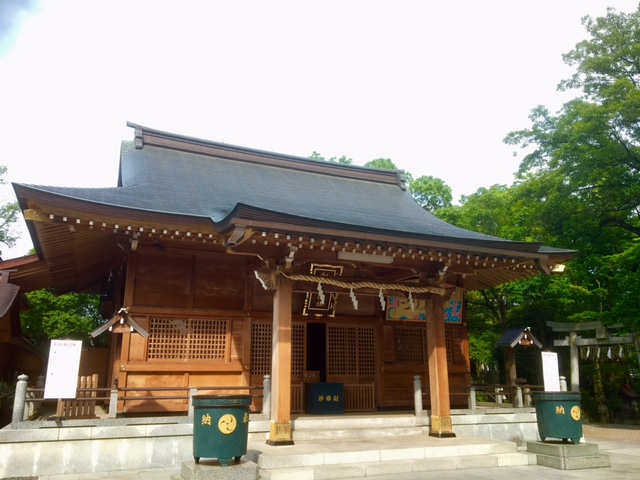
[541,351,561,392]
[44,340,83,399]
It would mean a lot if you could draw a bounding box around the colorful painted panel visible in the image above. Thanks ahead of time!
[386,288,463,323]
[386,296,426,321]
[444,289,463,324]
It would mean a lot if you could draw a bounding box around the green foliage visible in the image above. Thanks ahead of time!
[505,5,640,336]
[308,151,353,165]
[597,241,640,329]
[437,185,521,238]
[0,165,20,251]
[468,325,501,368]
[409,176,452,213]
[559,7,640,98]
[580,356,638,421]
[21,289,104,347]
[363,158,397,170]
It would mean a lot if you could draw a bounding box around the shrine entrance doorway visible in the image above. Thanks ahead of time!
[306,322,327,382]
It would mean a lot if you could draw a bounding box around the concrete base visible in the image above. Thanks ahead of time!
[527,441,611,470]
[0,410,539,478]
[181,458,258,480]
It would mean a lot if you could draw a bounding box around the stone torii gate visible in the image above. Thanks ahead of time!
[547,321,637,393]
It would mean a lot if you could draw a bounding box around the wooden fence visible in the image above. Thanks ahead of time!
[56,374,100,419]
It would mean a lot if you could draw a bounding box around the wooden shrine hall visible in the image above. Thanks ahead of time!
[8,123,575,444]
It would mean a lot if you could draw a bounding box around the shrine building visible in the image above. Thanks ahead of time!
[9,123,575,443]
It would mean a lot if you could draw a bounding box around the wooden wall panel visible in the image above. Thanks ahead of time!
[128,333,147,362]
[123,373,187,413]
[133,252,192,307]
[446,324,467,365]
[78,348,109,387]
[380,366,427,407]
[230,319,244,362]
[188,373,244,387]
[0,315,10,343]
[193,255,245,310]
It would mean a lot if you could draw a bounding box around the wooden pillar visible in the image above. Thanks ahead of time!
[426,292,456,438]
[267,275,294,445]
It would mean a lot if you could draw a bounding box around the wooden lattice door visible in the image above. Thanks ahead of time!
[326,324,376,383]
[250,320,306,381]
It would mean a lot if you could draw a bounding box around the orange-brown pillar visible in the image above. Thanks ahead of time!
[267,275,294,445]
[426,292,456,438]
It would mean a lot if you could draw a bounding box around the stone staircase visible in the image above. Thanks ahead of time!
[1,411,537,479]
[183,413,534,480]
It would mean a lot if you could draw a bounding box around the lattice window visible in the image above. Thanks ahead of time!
[445,328,453,364]
[250,322,306,376]
[148,317,228,360]
[358,326,376,376]
[328,325,357,375]
[292,324,306,376]
[394,326,426,363]
[251,321,272,376]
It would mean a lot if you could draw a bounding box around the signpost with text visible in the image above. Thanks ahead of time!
[44,339,82,399]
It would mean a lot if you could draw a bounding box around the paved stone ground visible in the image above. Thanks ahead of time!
[34,423,640,480]
[348,424,640,480]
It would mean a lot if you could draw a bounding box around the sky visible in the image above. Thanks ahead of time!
[0,0,637,259]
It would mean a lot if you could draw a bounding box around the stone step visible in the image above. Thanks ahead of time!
[292,425,429,441]
[245,433,526,480]
[258,452,533,480]
[526,441,611,470]
[288,413,427,441]
[292,413,422,430]
[180,435,534,480]
[535,452,611,470]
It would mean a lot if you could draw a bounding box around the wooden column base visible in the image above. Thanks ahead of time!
[429,415,456,438]
[266,420,295,446]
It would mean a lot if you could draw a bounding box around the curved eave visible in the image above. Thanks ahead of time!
[219,203,549,257]
[15,184,556,260]
[14,183,214,231]
[13,185,575,294]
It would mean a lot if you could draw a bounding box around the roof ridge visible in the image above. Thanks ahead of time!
[126,122,407,190]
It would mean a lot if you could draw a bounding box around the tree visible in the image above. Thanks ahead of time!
[21,289,105,348]
[308,151,353,165]
[409,175,453,213]
[363,158,397,170]
[310,151,453,219]
[437,185,513,237]
[434,178,597,382]
[505,5,640,331]
[0,165,21,255]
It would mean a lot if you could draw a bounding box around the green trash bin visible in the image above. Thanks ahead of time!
[532,391,582,444]
[192,394,252,466]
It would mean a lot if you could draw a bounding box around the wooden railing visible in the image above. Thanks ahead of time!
[291,384,304,413]
[344,383,375,412]
[18,383,265,420]
[14,375,544,424]
[419,381,545,409]
[469,384,544,408]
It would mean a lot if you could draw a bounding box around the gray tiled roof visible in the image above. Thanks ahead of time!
[17,139,545,252]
